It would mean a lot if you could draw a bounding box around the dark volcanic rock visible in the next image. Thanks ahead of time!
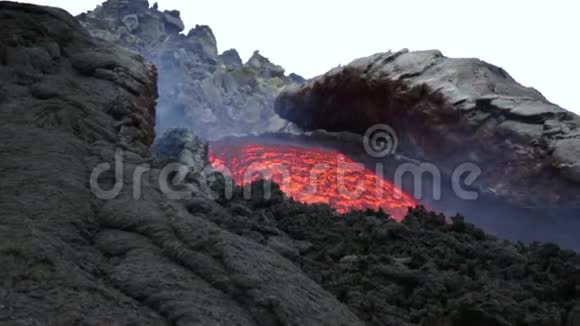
[78,0,306,140]
[0,2,362,325]
[219,185,580,326]
[220,48,244,71]
[0,1,159,323]
[154,128,209,173]
[275,49,580,210]
[2,2,580,326]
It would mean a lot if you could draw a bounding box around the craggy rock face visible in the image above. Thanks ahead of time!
[275,49,580,209]
[154,128,209,171]
[77,0,304,140]
[0,1,158,322]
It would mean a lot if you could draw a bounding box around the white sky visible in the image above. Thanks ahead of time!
[19,0,580,114]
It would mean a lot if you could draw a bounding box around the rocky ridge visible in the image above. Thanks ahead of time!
[275,49,580,210]
[78,0,304,140]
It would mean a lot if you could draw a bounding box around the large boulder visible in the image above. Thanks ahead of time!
[275,49,580,209]
[153,128,209,175]
[186,24,218,57]
[162,9,184,33]
[247,50,287,79]
[219,48,244,70]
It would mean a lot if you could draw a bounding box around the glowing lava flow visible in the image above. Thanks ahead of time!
[209,142,417,221]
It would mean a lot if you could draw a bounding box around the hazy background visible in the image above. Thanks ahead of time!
[20,0,579,114]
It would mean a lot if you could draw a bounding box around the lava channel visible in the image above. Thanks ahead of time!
[209,141,417,221]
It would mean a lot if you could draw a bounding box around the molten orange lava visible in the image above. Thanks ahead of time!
[209,142,416,221]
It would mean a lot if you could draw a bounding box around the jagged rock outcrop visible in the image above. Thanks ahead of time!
[78,0,304,140]
[154,128,209,174]
[275,49,580,210]
[0,2,363,324]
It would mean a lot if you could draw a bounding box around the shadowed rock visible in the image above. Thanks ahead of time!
[275,49,580,210]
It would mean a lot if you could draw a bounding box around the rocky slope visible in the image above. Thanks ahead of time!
[217,187,580,326]
[77,0,304,140]
[275,49,580,210]
[1,2,580,326]
[0,2,360,324]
